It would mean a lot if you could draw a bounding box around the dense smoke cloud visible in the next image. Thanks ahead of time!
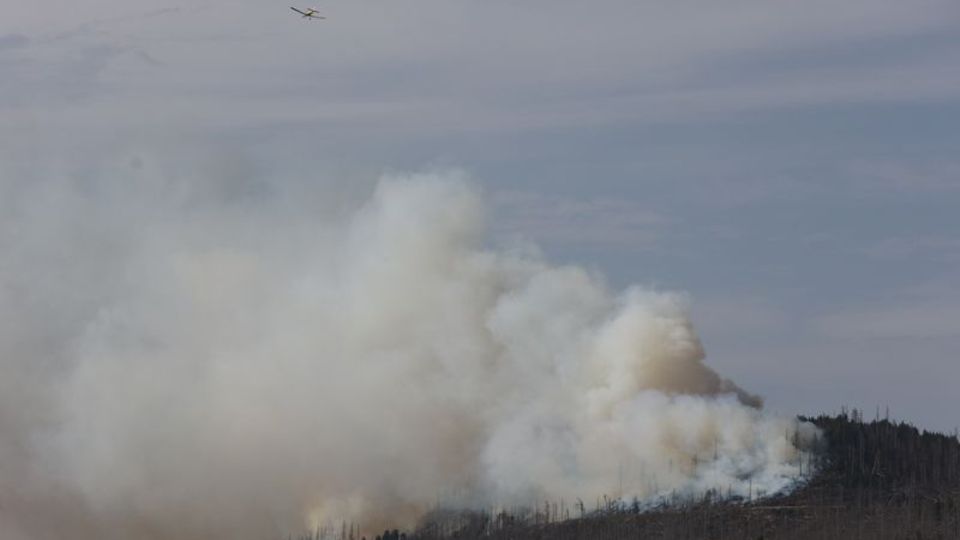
[0,162,817,540]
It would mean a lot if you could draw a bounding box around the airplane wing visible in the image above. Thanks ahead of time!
[290,7,309,15]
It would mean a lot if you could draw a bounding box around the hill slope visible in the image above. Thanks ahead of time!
[406,412,960,540]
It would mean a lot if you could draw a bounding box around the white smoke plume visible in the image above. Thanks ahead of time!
[0,162,817,540]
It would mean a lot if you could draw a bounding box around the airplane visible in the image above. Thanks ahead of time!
[290,6,326,19]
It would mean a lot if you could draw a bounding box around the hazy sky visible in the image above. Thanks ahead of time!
[3,0,959,430]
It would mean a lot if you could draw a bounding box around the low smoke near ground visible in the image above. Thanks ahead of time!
[0,163,817,540]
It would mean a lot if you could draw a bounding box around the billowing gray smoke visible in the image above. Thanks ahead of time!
[0,164,817,540]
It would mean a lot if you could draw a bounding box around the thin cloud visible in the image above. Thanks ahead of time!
[864,235,960,262]
[3,0,960,134]
[0,33,29,50]
[815,302,960,340]
[846,159,960,193]
[492,191,667,250]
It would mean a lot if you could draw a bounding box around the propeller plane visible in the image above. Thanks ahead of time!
[290,6,326,19]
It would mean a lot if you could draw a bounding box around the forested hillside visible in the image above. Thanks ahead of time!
[402,411,960,540]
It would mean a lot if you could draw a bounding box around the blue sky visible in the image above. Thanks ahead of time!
[2,0,959,430]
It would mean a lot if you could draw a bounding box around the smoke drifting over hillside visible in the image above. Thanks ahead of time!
[0,165,817,540]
